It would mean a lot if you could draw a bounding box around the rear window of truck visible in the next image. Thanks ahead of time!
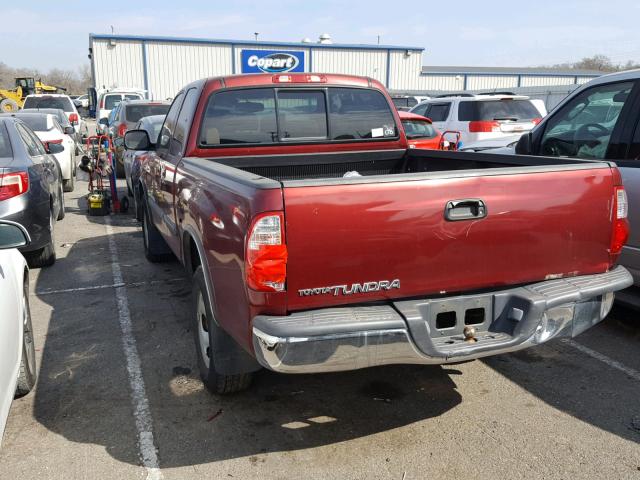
[199,87,397,146]
[458,100,540,121]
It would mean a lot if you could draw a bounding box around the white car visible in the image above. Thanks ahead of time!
[96,90,145,124]
[410,94,544,146]
[0,220,37,445]
[22,94,86,139]
[460,134,523,152]
[73,94,89,109]
[5,112,77,192]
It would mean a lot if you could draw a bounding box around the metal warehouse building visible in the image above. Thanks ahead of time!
[89,33,602,100]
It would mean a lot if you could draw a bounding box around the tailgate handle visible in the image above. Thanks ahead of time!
[445,199,487,221]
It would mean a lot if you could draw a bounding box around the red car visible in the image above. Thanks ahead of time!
[399,110,459,150]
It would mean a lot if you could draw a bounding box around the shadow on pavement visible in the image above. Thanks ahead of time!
[32,226,463,467]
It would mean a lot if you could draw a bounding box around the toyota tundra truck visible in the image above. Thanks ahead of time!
[124,73,633,394]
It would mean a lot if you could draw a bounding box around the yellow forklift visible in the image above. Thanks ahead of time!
[0,77,67,112]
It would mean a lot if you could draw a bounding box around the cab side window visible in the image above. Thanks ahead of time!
[16,123,44,156]
[539,81,634,159]
[425,103,451,122]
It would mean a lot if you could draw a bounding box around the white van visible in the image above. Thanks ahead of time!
[95,89,146,122]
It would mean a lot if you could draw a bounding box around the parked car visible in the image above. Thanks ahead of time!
[0,116,65,267]
[2,113,76,192]
[123,114,166,220]
[391,95,419,111]
[496,70,640,296]
[410,94,543,145]
[95,90,145,125]
[460,134,523,152]
[399,111,459,150]
[22,94,86,139]
[21,107,83,150]
[73,94,89,109]
[125,73,631,394]
[0,220,37,445]
[108,100,170,177]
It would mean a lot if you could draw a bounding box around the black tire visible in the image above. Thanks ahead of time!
[57,186,65,220]
[141,200,172,262]
[16,281,37,397]
[63,173,75,192]
[26,209,56,268]
[115,159,125,178]
[192,266,253,394]
[134,184,143,222]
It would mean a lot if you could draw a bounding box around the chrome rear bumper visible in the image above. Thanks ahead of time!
[252,266,632,374]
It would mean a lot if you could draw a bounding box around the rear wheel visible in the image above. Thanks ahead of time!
[142,200,172,262]
[16,282,37,397]
[192,266,253,394]
[26,209,56,268]
[63,171,75,192]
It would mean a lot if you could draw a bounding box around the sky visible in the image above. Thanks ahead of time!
[2,0,640,72]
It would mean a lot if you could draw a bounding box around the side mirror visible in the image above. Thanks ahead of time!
[515,132,533,155]
[46,142,65,154]
[63,126,75,135]
[124,130,153,151]
[98,118,109,126]
[0,220,31,249]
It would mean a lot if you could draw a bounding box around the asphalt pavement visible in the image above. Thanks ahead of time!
[1,175,639,480]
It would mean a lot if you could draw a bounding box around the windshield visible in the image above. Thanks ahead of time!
[23,96,74,112]
[458,99,540,121]
[402,119,438,139]
[125,105,170,123]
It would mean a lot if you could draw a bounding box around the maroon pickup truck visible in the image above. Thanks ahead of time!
[124,73,632,394]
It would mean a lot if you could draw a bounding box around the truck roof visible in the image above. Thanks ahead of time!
[202,73,381,90]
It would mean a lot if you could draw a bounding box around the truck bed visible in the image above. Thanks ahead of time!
[192,149,616,312]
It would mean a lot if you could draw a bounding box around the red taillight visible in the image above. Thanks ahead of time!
[69,113,78,125]
[100,98,104,108]
[610,185,629,264]
[0,172,29,201]
[118,123,127,137]
[47,139,63,144]
[532,118,542,125]
[245,212,287,292]
[468,121,500,133]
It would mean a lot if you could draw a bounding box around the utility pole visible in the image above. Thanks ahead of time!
[254,32,259,41]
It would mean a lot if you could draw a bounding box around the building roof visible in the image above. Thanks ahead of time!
[90,33,425,52]
[421,65,603,76]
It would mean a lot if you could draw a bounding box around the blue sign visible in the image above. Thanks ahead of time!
[241,49,305,74]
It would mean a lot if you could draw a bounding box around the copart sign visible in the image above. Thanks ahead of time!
[241,49,305,74]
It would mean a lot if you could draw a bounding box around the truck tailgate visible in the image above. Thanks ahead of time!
[283,166,615,311]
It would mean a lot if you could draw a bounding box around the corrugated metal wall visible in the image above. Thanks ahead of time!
[146,42,232,99]
[520,76,575,87]
[466,75,519,90]
[91,36,602,98]
[92,39,145,92]
[312,48,387,84]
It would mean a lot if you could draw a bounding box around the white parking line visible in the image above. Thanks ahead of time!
[105,217,163,480]
[563,339,640,382]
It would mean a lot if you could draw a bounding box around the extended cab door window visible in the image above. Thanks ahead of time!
[538,81,635,159]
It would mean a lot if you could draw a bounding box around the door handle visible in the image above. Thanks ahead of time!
[444,199,487,221]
